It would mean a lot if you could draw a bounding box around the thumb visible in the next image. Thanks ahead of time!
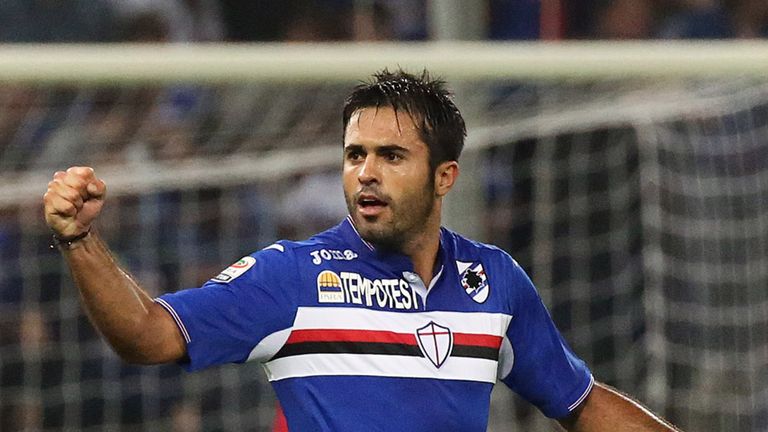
[86,179,106,199]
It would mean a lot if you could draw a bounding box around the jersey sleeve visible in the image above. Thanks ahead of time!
[155,243,299,372]
[499,259,594,419]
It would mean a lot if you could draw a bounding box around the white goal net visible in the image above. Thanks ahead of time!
[0,42,766,431]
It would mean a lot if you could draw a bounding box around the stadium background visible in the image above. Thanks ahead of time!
[0,1,767,431]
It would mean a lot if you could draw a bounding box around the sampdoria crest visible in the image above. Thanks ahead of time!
[457,261,490,303]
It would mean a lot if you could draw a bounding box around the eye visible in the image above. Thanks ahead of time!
[346,149,364,161]
[385,152,402,162]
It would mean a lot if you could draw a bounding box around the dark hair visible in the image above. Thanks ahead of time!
[343,69,466,172]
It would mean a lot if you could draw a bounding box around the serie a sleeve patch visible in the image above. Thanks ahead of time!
[211,256,256,283]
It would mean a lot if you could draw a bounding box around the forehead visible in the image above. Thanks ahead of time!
[344,107,425,148]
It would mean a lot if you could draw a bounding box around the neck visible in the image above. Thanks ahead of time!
[399,205,442,285]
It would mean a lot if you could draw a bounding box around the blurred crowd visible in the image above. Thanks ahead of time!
[568,0,768,39]
[0,0,767,43]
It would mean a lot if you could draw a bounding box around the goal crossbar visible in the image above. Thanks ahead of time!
[1,41,768,84]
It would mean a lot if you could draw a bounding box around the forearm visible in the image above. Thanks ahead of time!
[560,382,682,432]
[61,232,176,363]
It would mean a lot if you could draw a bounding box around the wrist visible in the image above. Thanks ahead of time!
[50,229,91,250]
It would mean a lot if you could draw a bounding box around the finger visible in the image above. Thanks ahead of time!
[48,181,84,209]
[66,166,95,181]
[61,170,91,199]
[47,195,78,217]
[86,178,106,199]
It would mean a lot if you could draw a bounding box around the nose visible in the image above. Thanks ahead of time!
[358,155,380,185]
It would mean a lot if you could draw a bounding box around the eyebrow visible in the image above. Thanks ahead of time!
[344,143,410,153]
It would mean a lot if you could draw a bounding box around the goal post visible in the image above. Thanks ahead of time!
[0,42,766,432]
[0,41,767,83]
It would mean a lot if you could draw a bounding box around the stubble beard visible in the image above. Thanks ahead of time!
[345,178,435,252]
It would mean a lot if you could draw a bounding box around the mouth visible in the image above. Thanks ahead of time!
[356,193,388,218]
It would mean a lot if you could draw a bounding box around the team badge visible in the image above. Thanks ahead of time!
[457,261,490,303]
[416,321,453,368]
[317,270,344,303]
[211,256,256,283]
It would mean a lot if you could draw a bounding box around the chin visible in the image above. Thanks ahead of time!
[352,215,380,234]
[356,220,384,240]
[353,211,382,226]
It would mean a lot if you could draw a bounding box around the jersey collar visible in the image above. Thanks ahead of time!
[344,215,376,252]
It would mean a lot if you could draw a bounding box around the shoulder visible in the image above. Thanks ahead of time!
[253,221,348,256]
[442,227,519,269]
[239,223,358,274]
[442,228,532,309]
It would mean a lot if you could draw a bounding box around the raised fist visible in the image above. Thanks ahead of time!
[43,167,106,239]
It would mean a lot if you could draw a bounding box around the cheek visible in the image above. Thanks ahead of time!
[393,169,432,202]
[342,166,357,187]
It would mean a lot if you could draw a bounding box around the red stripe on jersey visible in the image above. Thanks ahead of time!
[453,333,503,349]
[286,329,418,345]
[286,329,502,349]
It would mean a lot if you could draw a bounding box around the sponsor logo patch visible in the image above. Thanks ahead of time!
[315,271,419,310]
[416,321,453,368]
[457,261,490,303]
[317,270,345,303]
[212,256,256,283]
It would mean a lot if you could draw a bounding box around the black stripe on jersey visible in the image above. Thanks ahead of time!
[450,345,499,361]
[271,342,498,361]
[272,341,422,360]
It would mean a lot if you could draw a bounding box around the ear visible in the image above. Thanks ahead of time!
[434,161,459,197]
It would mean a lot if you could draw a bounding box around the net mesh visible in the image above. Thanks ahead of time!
[642,104,768,430]
[484,80,768,432]
[0,69,766,431]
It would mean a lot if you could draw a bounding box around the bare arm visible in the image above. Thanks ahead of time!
[44,167,186,365]
[557,382,682,432]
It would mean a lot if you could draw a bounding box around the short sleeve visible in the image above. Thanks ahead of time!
[155,244,299,372]
[499,260,593,419]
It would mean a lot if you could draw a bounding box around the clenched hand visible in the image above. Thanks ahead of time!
[43,167,106,239]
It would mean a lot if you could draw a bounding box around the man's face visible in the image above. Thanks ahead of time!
[343,107,436,249]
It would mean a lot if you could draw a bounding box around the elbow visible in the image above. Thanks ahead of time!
[112,344,164,365]
[99,303,187,365]
[109,310,186,365]
[107,336,185,366]
[106,330,175,365]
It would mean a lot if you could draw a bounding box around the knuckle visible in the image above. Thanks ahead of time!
[67,166,94,177]
[65,167,82,179]
[44,193,61,206]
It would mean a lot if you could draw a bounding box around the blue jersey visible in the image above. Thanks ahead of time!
[156,217,593,431]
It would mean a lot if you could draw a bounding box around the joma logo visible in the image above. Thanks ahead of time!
[310,249,358,265]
